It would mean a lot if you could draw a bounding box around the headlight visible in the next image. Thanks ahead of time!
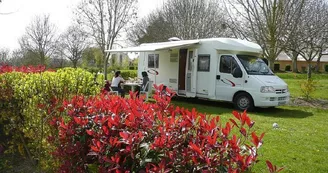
[260,86,275,93]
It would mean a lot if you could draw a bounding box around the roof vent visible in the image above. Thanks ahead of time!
[168,37,181,41]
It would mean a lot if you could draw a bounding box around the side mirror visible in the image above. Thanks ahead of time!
[232,67,243,78]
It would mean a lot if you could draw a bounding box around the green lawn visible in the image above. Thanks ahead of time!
[276,73,328,100]
[171,98,328,172]
[169,73,328,172]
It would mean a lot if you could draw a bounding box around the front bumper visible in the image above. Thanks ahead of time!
[253,92,290,107]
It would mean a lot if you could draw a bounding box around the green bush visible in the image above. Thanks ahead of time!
[121,70,137,79]
[85,67,102,74]
[300,79,317,100]
[325,65,328,72]
[285,65,291,71]
[0,67,103,172]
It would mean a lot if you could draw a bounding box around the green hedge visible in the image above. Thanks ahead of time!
[106,70,137,81]
[0,67,104,171]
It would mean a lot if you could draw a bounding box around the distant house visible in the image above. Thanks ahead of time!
[275,52,328,72]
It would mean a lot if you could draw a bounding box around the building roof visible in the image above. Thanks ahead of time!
[275,52,328,62]
[276,52,291,61]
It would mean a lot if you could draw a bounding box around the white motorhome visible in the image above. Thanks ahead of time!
[108,38,290,110]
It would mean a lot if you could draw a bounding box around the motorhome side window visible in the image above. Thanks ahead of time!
[148,54,159,68]
[220,55,238,73]
[197,55,210,72]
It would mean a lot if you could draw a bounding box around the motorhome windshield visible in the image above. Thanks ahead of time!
[237,55,274,75]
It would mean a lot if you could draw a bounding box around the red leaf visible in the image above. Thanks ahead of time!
[91,145,99,152]
[251,132,259,147]
[119,131,129,140]
[73,116,81,124]
[240,127,247,137]
[86,130,94,136]
[232,111,241,120]
[59,120,67,130]
[277,167,284,172]
[260,132,265,141]
[189,142,202,156]
[229,118,239,128]
[102,126,109,135]
[266,160,274,173]
[246,155,252,166]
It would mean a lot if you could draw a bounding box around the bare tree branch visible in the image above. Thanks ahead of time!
[58,25,89,68]
[19,14,57,66]
[75,0,137,79]
[225,0,305,70]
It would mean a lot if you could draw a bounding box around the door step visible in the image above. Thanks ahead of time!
[178,90,186,95]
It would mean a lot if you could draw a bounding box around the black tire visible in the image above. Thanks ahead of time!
[233,92,254,111]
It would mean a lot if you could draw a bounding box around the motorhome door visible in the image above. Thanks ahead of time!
[186,49,197,97]
[216,55,244,101]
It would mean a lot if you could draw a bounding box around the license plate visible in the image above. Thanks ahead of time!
[278,101,286,106]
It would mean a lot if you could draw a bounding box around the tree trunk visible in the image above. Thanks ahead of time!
[315,53,322,72]
[103,53,110,80]
[307,62,312,79]
[268,56,275,71]
[292,51,298,72]
[73,61,77,68]
[40,51,45,66]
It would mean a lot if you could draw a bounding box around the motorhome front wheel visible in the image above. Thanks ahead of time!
[233,93,254,111]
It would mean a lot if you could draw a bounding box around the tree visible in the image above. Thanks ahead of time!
[75,0,138,80]
[225,0,305,70]
[59,25,89,68]
[288,0,328,78]
[82,47,104,70]
[129,0,230,45]
[0,48,10,64]
[127,11,174,45]
[19,14,57,66]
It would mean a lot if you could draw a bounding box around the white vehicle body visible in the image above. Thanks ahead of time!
[107,38,290,110]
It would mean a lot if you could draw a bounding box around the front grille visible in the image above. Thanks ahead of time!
[278,97,287,101]
[276,89,287,94]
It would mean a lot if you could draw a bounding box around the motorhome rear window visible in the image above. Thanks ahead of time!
[198,55,210,72]
[148,54,159,68]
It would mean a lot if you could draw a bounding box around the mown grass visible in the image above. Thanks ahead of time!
[276,73,328,100]
[171,98,328,173]
[168,73,328,172]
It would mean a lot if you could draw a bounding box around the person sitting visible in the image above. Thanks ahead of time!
[111,71,125,97]
[136,71,150,98]
[104,80,111,92]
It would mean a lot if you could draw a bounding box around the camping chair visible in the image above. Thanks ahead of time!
[140,81,153,101]
[109,87,119,96]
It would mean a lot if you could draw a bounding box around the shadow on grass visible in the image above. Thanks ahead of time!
[253,107,313,118]
[170,97,313,119]
[171,97,235,115]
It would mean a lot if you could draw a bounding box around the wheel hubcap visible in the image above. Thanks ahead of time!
[238,97,249,108]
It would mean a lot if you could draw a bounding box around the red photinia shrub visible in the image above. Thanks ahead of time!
[0,64,55,74]
[49,85,271,173]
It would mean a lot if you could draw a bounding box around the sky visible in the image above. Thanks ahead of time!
[0,0,165,51]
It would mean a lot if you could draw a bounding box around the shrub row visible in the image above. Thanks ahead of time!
[48,85,278,172]
[1,65,280,172]
[0,66,103,171]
